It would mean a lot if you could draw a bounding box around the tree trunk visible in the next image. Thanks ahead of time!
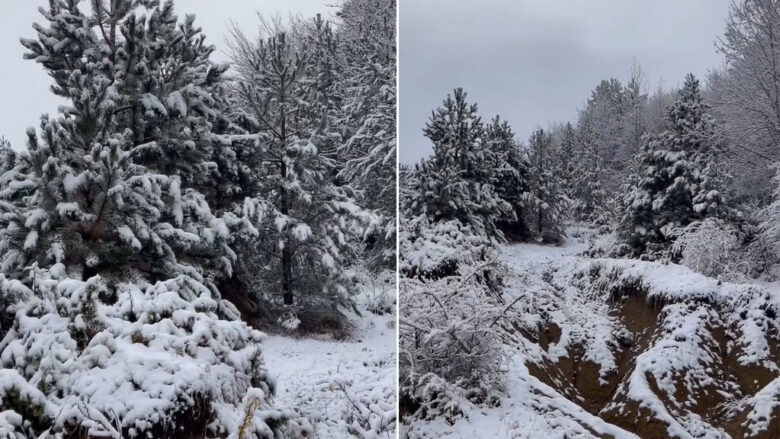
[280,82,294,306]
[281,162,293,306]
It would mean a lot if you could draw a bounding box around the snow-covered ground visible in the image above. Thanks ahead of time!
[405,226,779,439]
[263,275,397,438]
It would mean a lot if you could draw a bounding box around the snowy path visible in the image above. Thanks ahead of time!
[263,294,396,438]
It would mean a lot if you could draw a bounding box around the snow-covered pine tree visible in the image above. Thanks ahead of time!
[227,20,366,330]
[622,62,649,162]
[582,79,627,191]
[525,128,567,243]
[547,122,577,206]
[0,1,295,436]
[0,136,13,175]
[336,0,397,271]
[25,1,234,199]
[485,116,532,240]
[620,74,724,257]
[573,110,608,221]
[412,89,512,237]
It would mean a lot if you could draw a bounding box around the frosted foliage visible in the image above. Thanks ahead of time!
[0,270,298,438]
[672,218,748,281]
[399,215,507,422]
[0,0,297,436]
[224,12,377,328]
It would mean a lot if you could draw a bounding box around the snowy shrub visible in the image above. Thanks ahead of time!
[0,270,302,438]
[362,271,395,316]
[333,375,396,438]
[277,311,302,331]
[399,215,507,423]
[756,164,780,277]
[400,215,502,288]
[745,230,776,279]
[402,373,468,424]
[671,218,748,281]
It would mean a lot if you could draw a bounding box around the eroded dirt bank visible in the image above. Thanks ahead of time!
[500,237,779,439]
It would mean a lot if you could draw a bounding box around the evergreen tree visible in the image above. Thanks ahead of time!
[24,1,234,197]
[0,1,289,436]
[336,0,397,271]
[0,136,13,174]
[572,119,608,221]
[549,122,576,203]
[412,89,511,237]
[581,78,626,191]
[525,129,567,243]
[485,116,532,240]
[622,62,649,163]
[227,21,366,327]
[620,74,724,256]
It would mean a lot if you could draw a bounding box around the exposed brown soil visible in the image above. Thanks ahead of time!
[522,291,779,439]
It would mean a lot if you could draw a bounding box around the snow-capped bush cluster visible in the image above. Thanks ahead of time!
[671,218,749,281]
[399,216,507,424]
[0,0,395,436]
[0,270,302,438]
[400,131,513,424]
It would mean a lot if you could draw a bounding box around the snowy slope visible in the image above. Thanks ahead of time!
[404,226,779,439]
[263,274,397,438]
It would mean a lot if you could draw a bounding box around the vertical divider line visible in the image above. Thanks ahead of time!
[394,0,402,436]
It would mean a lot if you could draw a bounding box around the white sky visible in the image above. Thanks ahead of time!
[400,0,731,164]
[0,0,334,151]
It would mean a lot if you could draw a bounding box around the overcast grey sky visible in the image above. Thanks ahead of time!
[400,0,731,164]
[0,0,332,151]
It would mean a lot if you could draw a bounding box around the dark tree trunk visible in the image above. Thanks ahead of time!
[280,85,294,306]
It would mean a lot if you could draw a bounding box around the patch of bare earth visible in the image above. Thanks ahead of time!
[522,288,778,438]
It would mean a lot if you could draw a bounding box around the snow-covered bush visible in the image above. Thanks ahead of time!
[671,218,748,281]
[399,215,507,423]
[400,214,500,286]
[0,269,302,438]
[333,375,396,438]
[360,270,395,316]
[756,164,780,277]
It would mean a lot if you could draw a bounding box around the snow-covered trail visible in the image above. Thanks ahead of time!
[262,288,397,438]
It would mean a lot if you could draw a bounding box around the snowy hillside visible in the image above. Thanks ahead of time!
[403,227,779,439]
